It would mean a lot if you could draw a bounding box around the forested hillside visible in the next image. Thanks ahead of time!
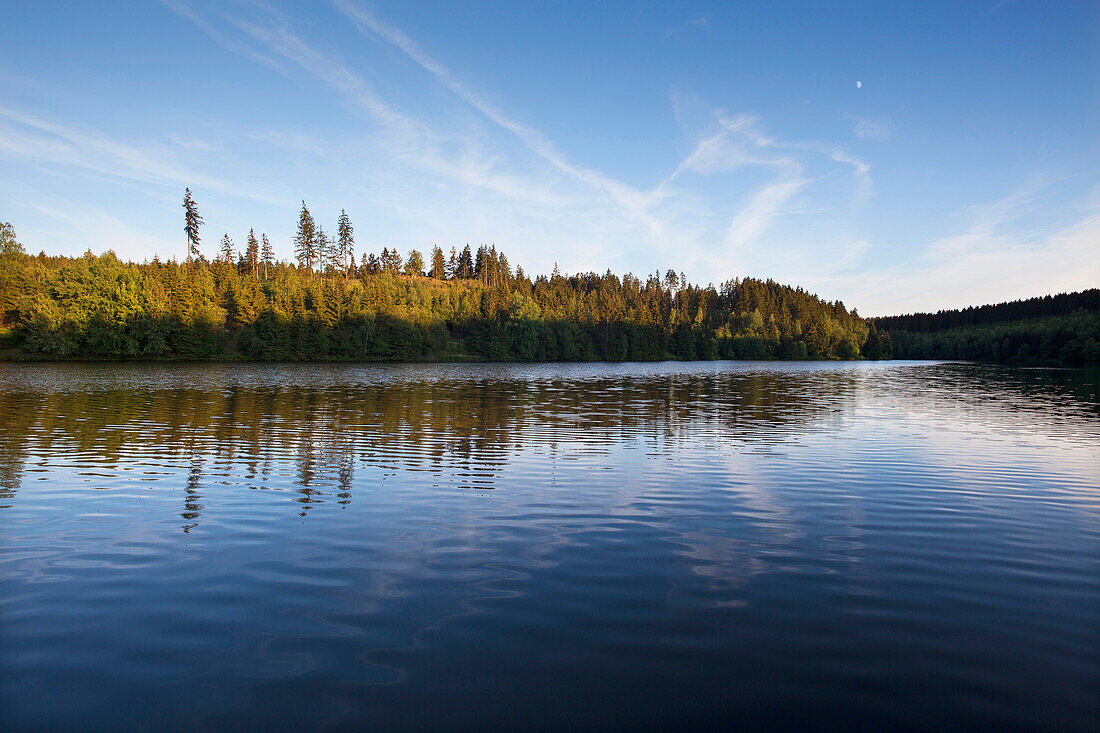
[0,216,879,362]
[877,292,1100,366]
[876,290,1100,332]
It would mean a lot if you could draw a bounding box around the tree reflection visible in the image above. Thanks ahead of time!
[0,363,1095,531]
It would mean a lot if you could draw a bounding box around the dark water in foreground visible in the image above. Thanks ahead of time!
[0,361,1097,730]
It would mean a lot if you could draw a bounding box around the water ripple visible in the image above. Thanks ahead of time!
[0,361,1097,730]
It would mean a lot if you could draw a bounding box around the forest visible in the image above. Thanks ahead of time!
[3,190,1094,365]
[877,291,1100,367]
[0,200,881,362]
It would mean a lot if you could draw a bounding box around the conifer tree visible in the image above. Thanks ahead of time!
[220,234,234,263]
[294,201,317,273]
[326,232,340,278]
[475,245,488,283]
[182,188,203,265]
[457,245,474,279]
[430,246,447,279]
[315,225,328,277]
[261,234,274,279]
[337,210,354,280]
[245,229,259,275]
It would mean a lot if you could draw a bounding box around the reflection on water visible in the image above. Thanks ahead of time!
[0,362,1097,730]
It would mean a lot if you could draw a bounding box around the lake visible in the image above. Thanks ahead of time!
[0,361,1097,730]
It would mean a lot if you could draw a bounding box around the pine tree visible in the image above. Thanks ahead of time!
[294,201,317,274]
[220,234,234,263]
[326,233,340,278]
[405,250,425,277]
[182,188,203,265]
[447,247,458,279]
[430,246,446,279]
[475,245,488,283]
[457,245,474,279]
[261,234,274,279]
[315,225,328,277]
[379,247,402,274]
[337,210,354,280]
[245,229,259,275]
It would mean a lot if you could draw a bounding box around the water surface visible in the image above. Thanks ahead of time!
[1,361,1097,729]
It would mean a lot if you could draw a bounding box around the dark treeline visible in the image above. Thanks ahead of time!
[876,289,1100,332]
[0,200,880,361]
[877,291,1100,367]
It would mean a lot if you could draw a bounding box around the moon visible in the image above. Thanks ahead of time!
[856,81,862,89]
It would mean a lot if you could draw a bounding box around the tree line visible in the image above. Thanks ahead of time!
[875,289,1100,333]
[876,291,1100,367]
[0,192,881,362]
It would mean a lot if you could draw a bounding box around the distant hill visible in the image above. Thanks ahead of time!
[875,290,1100,332]
[876,290,1100,366]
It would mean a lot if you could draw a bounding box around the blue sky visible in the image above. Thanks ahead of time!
[1,1,1097,315]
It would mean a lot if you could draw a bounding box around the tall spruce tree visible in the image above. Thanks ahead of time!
[457,245,474,279]
[405,250,425,277]
[337,210,354,280]
[430,246,446,279]
[260,234,274,279]
[325,232,340,278]
[315,225,328,276]
[245,229,259,275]
[219,234,235,263]
[294,201,317,273]
[182,188,203,264]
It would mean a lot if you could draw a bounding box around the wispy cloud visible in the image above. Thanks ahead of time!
[837,185,1100,315]
[847,114,890,141]
[333,0,657,228]
[159,1,876,269]
[726,178,808,248]
[162,0,284,71]
[22,0,1066,316]
[0,105,277,203]
[665,14,711,36]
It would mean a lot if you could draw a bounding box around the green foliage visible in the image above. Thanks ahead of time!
[0,222,24,256]
[878,291,1100,366]
[182,189,203,263]
[862,323,892,360]
[877,290,1099,332]
[245,229,259,274]
[337,210,354,277]
[405,250,425,277]
[0,223,885,363]
[887,311,1099,367]
[219,234,234,263]
[294,201,317,272]
[430,246,447,279]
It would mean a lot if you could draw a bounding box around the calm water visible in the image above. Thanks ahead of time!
[0,361,1097,730]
